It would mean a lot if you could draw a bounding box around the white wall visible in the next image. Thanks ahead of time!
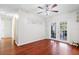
[15,11,46,46]
[46,12,79,43]
[15,10,79,46]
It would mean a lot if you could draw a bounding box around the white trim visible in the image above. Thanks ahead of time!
[15,39,45,46]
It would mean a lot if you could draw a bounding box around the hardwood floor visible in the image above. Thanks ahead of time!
[0,38,79,55]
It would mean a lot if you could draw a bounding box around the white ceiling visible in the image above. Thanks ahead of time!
[0,4,79,16]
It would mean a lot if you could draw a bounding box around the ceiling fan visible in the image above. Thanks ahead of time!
[37,4,58,15]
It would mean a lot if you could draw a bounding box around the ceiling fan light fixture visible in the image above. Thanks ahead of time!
[37,4,58,15]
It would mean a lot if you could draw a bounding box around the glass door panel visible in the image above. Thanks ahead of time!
[51,23,56,38]
[60,22,67,40]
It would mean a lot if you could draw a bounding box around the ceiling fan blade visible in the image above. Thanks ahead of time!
[51,10,59,12]
[45,4,50,7]
[51,4,57,8]
[37,12,43,14]
[38,6,43,9]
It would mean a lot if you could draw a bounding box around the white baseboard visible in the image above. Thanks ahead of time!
[15,39,44,46]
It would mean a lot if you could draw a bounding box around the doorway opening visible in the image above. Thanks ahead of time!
[0,14,18,49]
